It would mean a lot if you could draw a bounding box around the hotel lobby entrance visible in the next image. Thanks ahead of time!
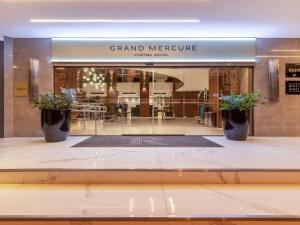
[54,66,253,136]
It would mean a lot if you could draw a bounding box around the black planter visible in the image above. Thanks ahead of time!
[221,109,250,141]
[41,109,71,142]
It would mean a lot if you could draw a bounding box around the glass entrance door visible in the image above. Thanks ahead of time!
[152,68,185,135]
[54,66,253,136]
[119,68,154,135]
[150,67,253,136]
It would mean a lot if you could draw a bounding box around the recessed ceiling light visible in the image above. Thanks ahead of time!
[271,49,300,52]
[6,0,212,1]
[51,58,256,63]
[52,37,256,41]
[257,55,300,58]
[30,19,200,23]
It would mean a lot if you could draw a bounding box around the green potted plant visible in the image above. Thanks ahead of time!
[33,88,76,142]
[219,91,265,141]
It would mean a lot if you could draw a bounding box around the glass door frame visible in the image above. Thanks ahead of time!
[53,64,255,136]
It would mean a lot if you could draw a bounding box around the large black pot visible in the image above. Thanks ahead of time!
[41,109,71,142]
[221,109,250,141]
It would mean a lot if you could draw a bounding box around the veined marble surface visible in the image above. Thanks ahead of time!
[0,136,300,170]
[0,184,299,219]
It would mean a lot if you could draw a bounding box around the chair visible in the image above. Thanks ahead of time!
[197,104,211,124]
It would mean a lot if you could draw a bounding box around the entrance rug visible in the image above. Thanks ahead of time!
[72,135,223,147]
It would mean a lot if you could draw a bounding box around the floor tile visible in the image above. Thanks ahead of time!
[163,185,300,217]
[1,136,300,170]
[0,185,168,218]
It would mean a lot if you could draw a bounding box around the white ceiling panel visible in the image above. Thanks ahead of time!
[0,0,299,38]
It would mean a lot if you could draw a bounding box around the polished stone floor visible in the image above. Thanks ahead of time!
[1,136,300,223]
[0,184,299,219]
[0,136,300,170]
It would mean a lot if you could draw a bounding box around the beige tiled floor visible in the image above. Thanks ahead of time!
[0,185,167,217]
[163,185,300,217]
[0,136,300,170]
[1,136,300,220]
[0,184,299,218]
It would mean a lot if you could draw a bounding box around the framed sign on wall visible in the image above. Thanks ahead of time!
[286,81,300,95]
[286,64,300,77]
[14,81,29,97]
[52,38,256,63]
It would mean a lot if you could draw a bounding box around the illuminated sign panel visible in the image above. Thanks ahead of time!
[286,64,300,77]
[52,38,256,63]
[286,81,300,95]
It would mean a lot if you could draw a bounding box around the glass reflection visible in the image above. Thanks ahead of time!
[54,67,253,136]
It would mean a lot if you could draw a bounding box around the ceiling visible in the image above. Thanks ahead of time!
[0,0,300,38]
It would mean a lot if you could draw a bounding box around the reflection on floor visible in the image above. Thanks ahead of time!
[1,137,300,222]
[1,136,300,170]
[70,117,224,135]
[0,184,300,220]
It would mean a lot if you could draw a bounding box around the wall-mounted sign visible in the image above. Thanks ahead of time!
[51,38,256,63]
[14,81,29,97]
[286,81,300,95]
[286,64,300,77]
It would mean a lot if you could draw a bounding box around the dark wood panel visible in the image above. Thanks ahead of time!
[54,67,78,93]
[140,72,150,117]
[66,67,78,89]
[209,67,244,128]
[208,68,221,127]
[173,91,202,117]
[106,69,117,111]
[54,67,67,94]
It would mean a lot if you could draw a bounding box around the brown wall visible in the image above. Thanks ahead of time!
[254,39,300,136]
[13,38,53,136]
[173,91,200,117]
[4,38,300,137]
[0,41,3,138]
[54,67,78,93]
[3,37,13,137]
[140,72,150,117]
[208,67,244,128]
[106,69,117,111]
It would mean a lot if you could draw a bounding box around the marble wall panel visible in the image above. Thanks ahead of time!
[13,39,53,136]
[0,41,4,138]
[6,38,300,137]
[254,39,300,136]
[3,37,13,137]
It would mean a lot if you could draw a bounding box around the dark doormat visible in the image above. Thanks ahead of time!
[72,135,223,148]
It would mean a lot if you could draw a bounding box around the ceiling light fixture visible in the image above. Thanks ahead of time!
[271,49,300,52]
[30,19,200,23]
[257,55,300,58]
[52,37,256,41]
[51,58,256,63]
